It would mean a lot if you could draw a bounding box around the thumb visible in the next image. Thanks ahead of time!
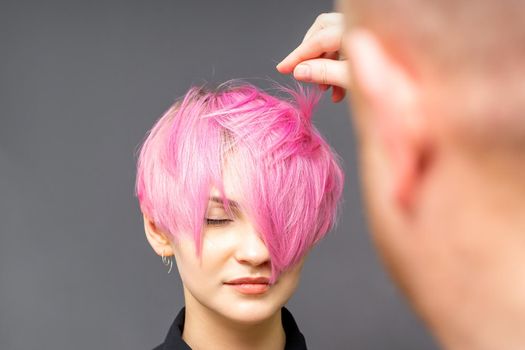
[293,59,350,89]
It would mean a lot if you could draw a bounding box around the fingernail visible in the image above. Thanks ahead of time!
[276,61,288,73]
[294,64,311,81]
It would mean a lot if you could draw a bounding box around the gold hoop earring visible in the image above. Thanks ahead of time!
[161,249,173,274]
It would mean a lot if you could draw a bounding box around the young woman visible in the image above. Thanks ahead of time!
[135,82,344,350]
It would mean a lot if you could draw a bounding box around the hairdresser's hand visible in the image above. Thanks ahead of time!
[276,13,349,102]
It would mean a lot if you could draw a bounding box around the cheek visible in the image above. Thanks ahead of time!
[173,236,232,287]
[273,263,305,301]
[173,247,202,285]
[202,229,237,253]
[198,227,241,271]
[171,240,206,285]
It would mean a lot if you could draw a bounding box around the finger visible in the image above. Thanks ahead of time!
[276,25,344,74]
[278,26,343,73]
[302,12,344,43]
[331,86,346,103]
[292,58,349,89]
[318,52,339,92]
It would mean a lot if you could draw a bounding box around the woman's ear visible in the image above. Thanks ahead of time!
[143,214,174,257]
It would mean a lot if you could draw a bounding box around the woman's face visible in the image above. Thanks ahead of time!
[171,168,305,324]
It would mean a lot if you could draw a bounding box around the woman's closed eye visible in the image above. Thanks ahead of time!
[206,197,239,226]
[206,218,233,226]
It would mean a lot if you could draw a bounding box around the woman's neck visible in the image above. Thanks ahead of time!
[181,290,286,350]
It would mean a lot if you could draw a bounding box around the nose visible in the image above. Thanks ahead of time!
[234,223,270,267]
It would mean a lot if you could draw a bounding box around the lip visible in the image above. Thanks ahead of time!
[224,277,270,295]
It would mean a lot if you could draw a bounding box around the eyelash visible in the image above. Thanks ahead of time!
[205,218,233,226]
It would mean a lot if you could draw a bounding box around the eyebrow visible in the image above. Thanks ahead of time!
[209,196,239,208]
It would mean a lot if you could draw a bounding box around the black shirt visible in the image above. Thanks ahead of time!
[153,307,307,350]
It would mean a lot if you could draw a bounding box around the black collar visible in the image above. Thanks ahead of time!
[153,307,307,350]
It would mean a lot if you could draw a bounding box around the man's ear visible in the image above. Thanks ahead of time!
[143,214,174,257]
[343,28,430,210]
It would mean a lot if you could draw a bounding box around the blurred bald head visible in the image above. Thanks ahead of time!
[340,1,525,348]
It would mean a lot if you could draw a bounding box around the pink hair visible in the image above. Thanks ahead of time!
[136,81,344,279]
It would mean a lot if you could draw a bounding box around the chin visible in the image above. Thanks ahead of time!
[221,299,282,324]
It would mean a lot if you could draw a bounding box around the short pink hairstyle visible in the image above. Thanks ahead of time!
[136,82,344,278]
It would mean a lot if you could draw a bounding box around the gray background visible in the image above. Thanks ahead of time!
[1,0,438,349]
